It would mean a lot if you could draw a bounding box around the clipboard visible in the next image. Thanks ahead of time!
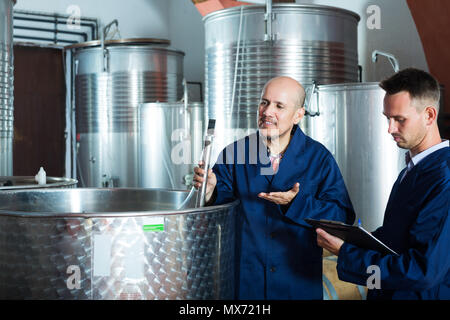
[305,218,399,256]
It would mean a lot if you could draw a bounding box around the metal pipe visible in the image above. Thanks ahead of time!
[264,0,273,42]
[305,81,320,117]
[14,10,99,40]
[14,25,88,41]
[371,50,400,73]
[13,35,77,44]
[103,19,119,40]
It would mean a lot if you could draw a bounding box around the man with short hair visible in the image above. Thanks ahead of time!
[194,76,355,299]
[316,68,450,300]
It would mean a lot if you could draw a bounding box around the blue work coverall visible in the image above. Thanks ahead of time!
[212,125,355,299]
[337,146,450,299]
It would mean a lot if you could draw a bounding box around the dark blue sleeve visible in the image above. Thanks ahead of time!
[211,149,236,205]
[337,185,450,291]
[283,153,355,226]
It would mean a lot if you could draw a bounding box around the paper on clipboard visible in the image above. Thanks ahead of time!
[305,218,399,256]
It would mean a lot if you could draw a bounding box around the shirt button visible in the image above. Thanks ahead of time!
[270,267,276,273]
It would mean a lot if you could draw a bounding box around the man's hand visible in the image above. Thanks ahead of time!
[316,228,344,256]
[193,161,217,203]
[258,182,300,205]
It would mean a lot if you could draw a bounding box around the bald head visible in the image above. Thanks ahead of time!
[262,76,306,109]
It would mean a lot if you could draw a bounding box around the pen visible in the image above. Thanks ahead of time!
[358,219,361,227]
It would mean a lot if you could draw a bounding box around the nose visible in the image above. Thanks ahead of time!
[387,119,397,134]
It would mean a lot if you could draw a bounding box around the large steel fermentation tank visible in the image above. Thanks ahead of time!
[138,102,206,189]
[69,39,185,188]
[0,0,15,176]
[204,4,360,159]
[0,188,238,299]
[308,83,404,231]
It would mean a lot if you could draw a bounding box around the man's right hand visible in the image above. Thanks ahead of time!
[193,161,217,204]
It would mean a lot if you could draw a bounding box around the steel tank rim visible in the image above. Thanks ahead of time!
[0,187,240,218]
[66,38,185,57]
[316,82,384,92]
[65,38,171,50]
[203,3,361,23]
[0,176,78,190]
[70,45,185,57]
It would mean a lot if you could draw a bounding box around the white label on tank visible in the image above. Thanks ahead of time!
[93,234,112,277]
[142,216,165,232]
[124,236,144,280]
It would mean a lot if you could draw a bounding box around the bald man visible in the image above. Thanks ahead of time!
[194,76,355,299]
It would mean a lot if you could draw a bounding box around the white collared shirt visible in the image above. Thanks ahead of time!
[401,140,449,182]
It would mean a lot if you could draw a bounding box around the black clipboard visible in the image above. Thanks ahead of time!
[305,218,399,256]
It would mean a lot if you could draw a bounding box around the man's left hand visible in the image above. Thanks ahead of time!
[316,228,344,256]
[258,182,300,205]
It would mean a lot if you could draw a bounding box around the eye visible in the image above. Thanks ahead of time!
[260,100,268,107]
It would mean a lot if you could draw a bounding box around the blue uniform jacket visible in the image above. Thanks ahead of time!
[337,146,450,299]
[212,125,355,299]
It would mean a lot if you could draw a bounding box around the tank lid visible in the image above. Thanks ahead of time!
[203,3,360,23]
[64,38,171,50]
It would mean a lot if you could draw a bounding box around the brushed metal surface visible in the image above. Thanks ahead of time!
[138,102,206,190]
[76,102,204,189]
[203,4,360,160]
[307,83,404,231]
[0,0,14,175]
[72,42,185,187]
[0,188,238,300]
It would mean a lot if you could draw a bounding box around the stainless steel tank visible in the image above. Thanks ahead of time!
[0,0,15,176]
[0,176,78,190]
[306,83,404,231]
[68,39,185,187]
[204,4,360,159]
[138,102,206,189]
[0,188,238,299]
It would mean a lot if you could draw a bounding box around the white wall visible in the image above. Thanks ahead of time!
[168,0,205,100]
[168,0,205,83]
[15,0,170,39]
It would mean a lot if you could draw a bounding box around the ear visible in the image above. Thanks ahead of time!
[293,107,305,125]
[423,106,437,126]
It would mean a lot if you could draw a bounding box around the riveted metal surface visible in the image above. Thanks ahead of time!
[0,188,238,300]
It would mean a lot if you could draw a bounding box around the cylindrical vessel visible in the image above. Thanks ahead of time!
[306,83,404,231]
[204,4,360,159]
[138,102,206,189]
[69,39,185,187]
[0,188,238,300]
[0,0,15,175]
[0,176,78,190]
